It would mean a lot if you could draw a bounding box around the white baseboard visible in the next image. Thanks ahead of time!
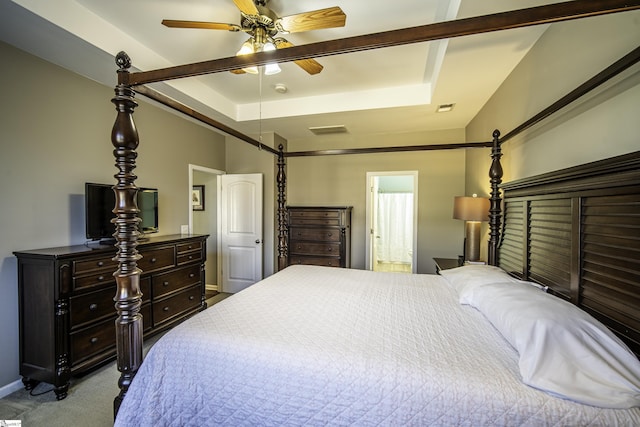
[0,379,23,399]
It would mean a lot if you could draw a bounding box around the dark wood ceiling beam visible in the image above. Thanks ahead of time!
[124,0,640,86]
[285,142,492,157]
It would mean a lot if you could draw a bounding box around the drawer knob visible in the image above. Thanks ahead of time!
[189,295,195,300]
[327,233,332,237]
[327,247,333,252]
[151,258,157,263]
[188,245,193,249]
[189,273,195,278]
[97,276,104,281]
[89,303,98,311]
[163,281,169,287]
[97,261,104,267]
[163,306,170,312]
[188,255,193,260]
[90,337,98,344]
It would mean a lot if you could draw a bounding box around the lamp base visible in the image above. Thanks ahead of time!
[464,221,481,262]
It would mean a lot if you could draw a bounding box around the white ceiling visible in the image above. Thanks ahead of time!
[0,0,569,145]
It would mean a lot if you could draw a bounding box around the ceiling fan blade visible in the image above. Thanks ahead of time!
[274,39,323,75]
[162,20,241,31]
[233,0,259,16]
[276,6,346,33]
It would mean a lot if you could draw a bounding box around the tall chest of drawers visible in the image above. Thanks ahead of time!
[287,206,352,268]
[14,234,207,400]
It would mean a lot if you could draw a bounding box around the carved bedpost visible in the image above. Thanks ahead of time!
[488,129,503,266]
[111,51,143,418]
[277,144,288,271]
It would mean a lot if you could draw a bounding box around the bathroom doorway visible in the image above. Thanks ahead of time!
[365,171,418,273]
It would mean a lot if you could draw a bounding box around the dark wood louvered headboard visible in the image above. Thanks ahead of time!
[498,151,640,357]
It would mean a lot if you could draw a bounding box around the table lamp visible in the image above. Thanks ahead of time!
[453,195,490,262]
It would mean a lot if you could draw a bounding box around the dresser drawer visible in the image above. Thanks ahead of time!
[177,241,202,254]
[289,227,341,242]
[290,241,341,256]
[153,285,201,327]
[289,256,342,267]
[290,217,341,226]
[69,287,116,329]
[138,246,175,274]
[152,264,201,299]
[73,255,118,277]
[289,209,342,226]
[177,251,202,266]
[73,271,115,292]
[70,316,116,365]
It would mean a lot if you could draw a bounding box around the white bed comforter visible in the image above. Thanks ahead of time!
[115,265,640,426]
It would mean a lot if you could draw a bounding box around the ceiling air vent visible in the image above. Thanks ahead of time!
[308,125,348,135]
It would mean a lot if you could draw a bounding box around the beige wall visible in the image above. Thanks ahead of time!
[287,129,467,273]
[466,11,640,188]
[0,41,225,391]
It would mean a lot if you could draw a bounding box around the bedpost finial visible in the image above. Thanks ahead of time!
[492,129,501,140]
[278,144,284,152]
[116,51,132,72]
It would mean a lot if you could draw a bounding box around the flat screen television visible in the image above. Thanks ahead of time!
[85,183,158,242]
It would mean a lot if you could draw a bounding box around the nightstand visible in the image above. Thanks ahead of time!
[433,257,462,274]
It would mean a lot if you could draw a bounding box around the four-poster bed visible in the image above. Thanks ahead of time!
[107,0,640,424]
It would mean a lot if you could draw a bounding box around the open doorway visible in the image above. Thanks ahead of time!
[365,171,418,273]
[189,165,224,301]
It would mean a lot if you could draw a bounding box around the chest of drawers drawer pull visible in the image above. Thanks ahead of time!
[150,258,157,263]
[97,261,104,267]
[90,337,99,344]
[163,306,170,312]
[163,281,169,287]
[89,304,98,311]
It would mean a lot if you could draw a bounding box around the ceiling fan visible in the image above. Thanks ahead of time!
[162,0,347,75]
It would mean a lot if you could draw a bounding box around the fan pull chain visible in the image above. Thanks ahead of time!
[258,66,263,151]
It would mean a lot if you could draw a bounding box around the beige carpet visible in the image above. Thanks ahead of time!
[0,293,231,426]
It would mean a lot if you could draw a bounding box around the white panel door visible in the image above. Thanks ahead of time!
[220,173,263,293]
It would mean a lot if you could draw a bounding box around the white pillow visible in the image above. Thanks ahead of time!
[439,264,547,292]
[460,281,640,409]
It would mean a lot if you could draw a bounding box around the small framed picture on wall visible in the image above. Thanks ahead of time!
[192,185,205,211]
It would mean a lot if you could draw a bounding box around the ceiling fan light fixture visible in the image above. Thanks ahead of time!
[236,38,259,74]
[264,63,281,75]
[236,39,255,56]
[262,40,281,75]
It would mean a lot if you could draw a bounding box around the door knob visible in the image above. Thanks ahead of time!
[255,239,261,244]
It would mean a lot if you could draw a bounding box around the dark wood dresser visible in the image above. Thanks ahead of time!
[14,234,208,400]
[287,206,352,268]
